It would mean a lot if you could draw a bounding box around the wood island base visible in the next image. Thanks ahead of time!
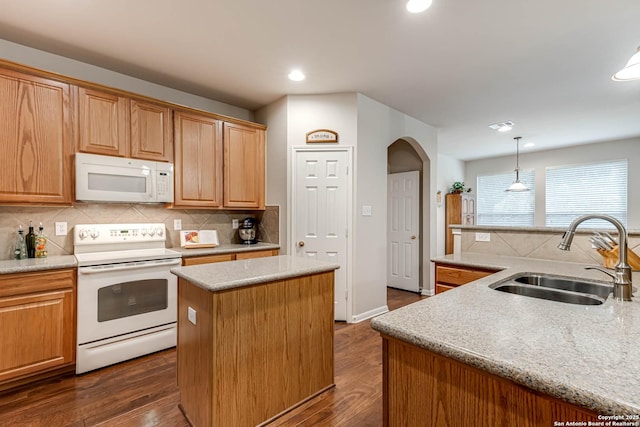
[177,271,335,427]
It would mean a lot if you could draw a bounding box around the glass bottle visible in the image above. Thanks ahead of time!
[25,221,36,258]
[35,222,48,258]
[14,225,27,260]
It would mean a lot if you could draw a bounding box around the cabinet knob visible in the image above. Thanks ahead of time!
[298,241,305,247]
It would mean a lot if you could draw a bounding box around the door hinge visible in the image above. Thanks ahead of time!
[345,290,348,300]
[346,165,349,175]
[345,228,348,238]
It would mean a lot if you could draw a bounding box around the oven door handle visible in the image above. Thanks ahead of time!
[78,258,182,274]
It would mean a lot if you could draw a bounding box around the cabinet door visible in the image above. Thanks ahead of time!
[77,87,129,157]
[0,269,76,384]
[0,69,72,205]
[173,111,223,207]
[182,254,235,266]
[223,123,265,209]
[130,99,173,162]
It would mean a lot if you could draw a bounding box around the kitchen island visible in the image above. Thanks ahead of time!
[171,255,339,427]
[371,253,640,426]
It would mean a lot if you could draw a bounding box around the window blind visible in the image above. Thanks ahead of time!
[476,170,535,226]
[545,159,627,228]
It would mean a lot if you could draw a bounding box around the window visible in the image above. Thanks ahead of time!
[476,170,535,226]
[545,160,627,228]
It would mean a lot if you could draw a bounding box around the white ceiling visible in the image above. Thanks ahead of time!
[1,0,639,160]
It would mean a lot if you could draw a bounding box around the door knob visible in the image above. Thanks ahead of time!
[298,241,305,247]
[411,235,417,240]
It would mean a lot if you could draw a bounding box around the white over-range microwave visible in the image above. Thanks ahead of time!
[75,152,174,203]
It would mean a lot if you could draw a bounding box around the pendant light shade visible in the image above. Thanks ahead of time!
[612,46,640,81]
[506,137,529,192]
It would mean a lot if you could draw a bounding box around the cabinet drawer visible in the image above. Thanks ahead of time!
[435,283,456,294]
[435,265,494,286]
[183,254,235,266]
[235,249,279,260]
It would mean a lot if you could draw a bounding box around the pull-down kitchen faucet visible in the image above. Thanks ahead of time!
[558,214,633,302]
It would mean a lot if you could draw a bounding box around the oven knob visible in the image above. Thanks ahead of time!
[90,229,100,239]
[155,227,164,237]
[148,228,156,237]
[141,228,148,236]
[78,229,89,240]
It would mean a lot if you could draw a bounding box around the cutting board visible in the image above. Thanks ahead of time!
[180,230,219,248]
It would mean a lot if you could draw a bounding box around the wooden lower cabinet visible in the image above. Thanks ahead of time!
[382,336,598,426]
[182,249,279,266]
[0,269,76,390]
[435,263,497,294]
[177,271,334,427]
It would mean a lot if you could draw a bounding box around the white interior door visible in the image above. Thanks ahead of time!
[293,149,349,321]
[387,171,420,292]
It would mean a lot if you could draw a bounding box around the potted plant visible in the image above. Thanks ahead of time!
[449,181,471,194]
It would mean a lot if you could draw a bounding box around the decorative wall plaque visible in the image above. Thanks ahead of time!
[305,129,339,143]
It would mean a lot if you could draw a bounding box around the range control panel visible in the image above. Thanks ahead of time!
[74,223,167,246]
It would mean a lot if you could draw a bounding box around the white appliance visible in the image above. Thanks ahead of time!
[75,152,174,203]
[74,223,181,374]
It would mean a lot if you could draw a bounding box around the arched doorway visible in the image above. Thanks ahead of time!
[387,137,431,294]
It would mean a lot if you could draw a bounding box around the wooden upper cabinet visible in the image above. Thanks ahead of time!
[130,99,173,162]
[223,122,265,209]
[77,87,129,157]
[0,68,73,205]
[173,111,223,208]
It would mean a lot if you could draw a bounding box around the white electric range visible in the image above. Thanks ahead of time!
[74,223,181,374]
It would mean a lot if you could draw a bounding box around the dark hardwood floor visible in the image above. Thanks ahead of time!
[0,288,425,426]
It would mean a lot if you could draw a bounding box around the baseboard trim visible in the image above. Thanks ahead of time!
[421,288,434,296]
[352,305,389,323]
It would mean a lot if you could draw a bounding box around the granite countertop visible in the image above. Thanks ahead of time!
[172,242,280,257]
[371,252,640,415]
[0,255,78,274]
[171,255,339,292]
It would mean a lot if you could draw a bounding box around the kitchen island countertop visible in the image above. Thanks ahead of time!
[171,254,339,292]
[371,252,640,415]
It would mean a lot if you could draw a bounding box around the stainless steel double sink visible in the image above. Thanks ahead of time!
[490,273,613,305]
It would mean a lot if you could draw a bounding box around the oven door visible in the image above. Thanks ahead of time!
[77,258,180,345]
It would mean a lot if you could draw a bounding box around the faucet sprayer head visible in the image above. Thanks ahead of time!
[558,231,574,251]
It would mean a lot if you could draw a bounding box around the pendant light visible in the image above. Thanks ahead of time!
[612,46,640,81]
[506,137,529,192]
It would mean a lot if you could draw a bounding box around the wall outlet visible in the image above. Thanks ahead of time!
[475,232,491,242]
[55,222,67,236]
[173,219,182,231]
[232,219,239,229]
[362,205,372,216]
[188,307,197,325]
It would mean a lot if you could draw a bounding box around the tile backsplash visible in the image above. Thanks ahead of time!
[459,227,640,266]
[0,204,279,260]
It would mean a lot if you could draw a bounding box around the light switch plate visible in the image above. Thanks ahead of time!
[55,222,67,236]
[475,232,491,242]
[362,205,372,216]
[232,219,239,229]
[188,307,197,325]
[173,219,182,231]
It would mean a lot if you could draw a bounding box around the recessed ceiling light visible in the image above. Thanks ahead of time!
[488,120,514,132]
[288,70,305,81]
[406,0,432,13]
[524,142,535,148]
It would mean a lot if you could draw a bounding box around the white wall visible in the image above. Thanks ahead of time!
[436,154,465,255]
[259,92,438,320]
[0,39,253,121]
[356,94,438,311]
[465,137,640,229]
